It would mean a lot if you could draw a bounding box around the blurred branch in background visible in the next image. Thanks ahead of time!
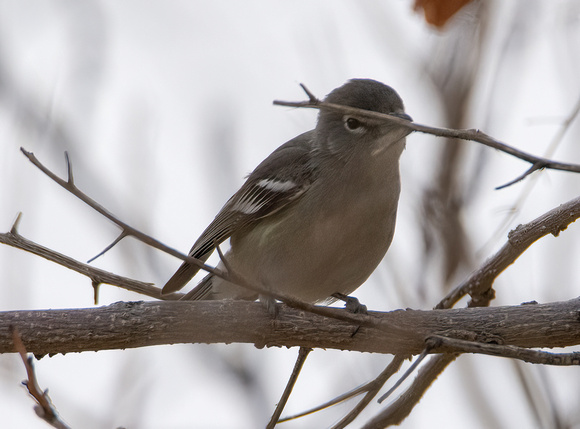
[10,327,70,429]
[418,0,483,296]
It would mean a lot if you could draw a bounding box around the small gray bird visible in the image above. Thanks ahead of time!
[162,79,412,303]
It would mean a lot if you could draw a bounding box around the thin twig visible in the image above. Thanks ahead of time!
[495,162,544,190]
[0,219,180,300]
[11,326,71,429]
[484,93,580,250]
[278,356,407,426]
[377,350,431,403]
[427,335,580,366]
[267,347,312,428]
[20,148,220,276]
[361,354,458,428]
[299,83,319,103]
[330,356,407,429]
[273,97,580,179]
[87,231,128,263]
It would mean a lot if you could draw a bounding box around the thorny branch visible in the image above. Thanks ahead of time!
[0,213,180,301]
[20,148,221,278]
[18,147,377,327]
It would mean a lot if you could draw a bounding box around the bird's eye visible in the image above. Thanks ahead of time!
[344,117,364,132]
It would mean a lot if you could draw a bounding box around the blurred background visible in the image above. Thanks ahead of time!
[1,1,580,427]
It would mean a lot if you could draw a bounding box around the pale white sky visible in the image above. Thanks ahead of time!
[1,1,580,428]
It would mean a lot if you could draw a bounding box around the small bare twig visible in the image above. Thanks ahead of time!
[495,162,545,190]
[279,356,407,428]
[20,148,229,280]
[0,215,180,300]
[427,335,580,366]
[11,326,71,429]
[267,346,312,429]
[377,350,431,403]
[273,95,580,183]
[485,93,580,248]
[299,83,319,103]
[330,356,407,429]
[361,354,458,428]
[87,231,128,263]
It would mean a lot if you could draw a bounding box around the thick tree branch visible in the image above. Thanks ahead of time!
[1,299,580,358]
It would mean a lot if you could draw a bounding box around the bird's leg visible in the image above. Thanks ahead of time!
[331,292,368,314]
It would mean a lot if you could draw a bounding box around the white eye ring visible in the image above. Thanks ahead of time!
[343,116,365,133]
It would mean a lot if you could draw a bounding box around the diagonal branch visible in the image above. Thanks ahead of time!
[273,95,580,178]
[361,354,458,428]
[278,356,407,428]
[11,326,71,429]
[370,193,580,426]
[267,346,312,429]
[20,148,216,275]
[437,193,580,309]
[0,215,180,300]
[427,335,580,365]
[17,148,380,327]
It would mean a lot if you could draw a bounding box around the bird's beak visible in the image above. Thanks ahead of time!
[391,112,413,122]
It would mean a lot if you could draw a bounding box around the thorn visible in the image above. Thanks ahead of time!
[87,232,127,263]
[64,151,74,186]
[10,212,23,235]
[495,163,544,190]
[92,280,100,305]
[299,83,319,103]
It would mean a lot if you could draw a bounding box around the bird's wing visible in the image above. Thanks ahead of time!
[162,131,318,294]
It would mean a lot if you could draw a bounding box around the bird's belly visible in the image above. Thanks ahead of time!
[230,200,397,303]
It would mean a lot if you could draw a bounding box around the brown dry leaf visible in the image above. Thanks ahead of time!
[414,0,473,27]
